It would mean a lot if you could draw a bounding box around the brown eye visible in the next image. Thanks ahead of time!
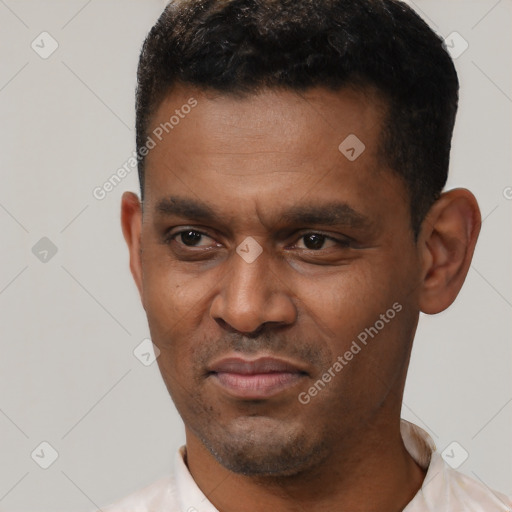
[178,230,203,246]
[302,234,328,250]
[170,230,215,248]
[295,233,344,251]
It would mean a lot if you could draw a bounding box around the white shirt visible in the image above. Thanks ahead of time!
[100,419,512,512]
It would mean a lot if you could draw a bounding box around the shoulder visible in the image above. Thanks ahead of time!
[444,462,512,511]
[408,451,512,512]
[400,420,511,512]
[98,475,179,512]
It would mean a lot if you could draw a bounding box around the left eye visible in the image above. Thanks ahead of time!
[294,233,344,250]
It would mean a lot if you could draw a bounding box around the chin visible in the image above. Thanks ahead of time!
[195,415,328,477]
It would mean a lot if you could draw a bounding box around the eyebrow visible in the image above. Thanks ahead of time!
[155,195,372,230]
[156,196,223,224]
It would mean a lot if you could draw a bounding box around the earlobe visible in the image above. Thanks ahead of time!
[418,188,481,315]
[121,191,144,304]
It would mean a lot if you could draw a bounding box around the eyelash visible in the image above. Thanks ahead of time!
[164,229,352,251]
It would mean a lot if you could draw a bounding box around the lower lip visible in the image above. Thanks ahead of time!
[211,372,304,399]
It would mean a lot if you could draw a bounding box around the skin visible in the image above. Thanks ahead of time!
[121,83,481,512]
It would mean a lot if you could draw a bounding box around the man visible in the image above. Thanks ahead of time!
[105,0,511,510]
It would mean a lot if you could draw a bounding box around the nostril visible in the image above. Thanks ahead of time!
[214,317,265,338]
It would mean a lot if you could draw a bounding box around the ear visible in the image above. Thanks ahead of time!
[417,188,481,314]
[121,191,144,304]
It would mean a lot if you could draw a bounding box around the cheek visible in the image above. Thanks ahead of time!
[311,260,412,374]
[310,264,393,334]
[141,260,228,384]
[142,252,217,326]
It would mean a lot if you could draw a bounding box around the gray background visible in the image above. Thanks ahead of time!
[0,0,510,510]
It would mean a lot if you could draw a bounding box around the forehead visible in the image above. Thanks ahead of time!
[142,83,407,229]
[147,83,385,159]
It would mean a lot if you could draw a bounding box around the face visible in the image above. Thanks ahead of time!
[131,84,424,476]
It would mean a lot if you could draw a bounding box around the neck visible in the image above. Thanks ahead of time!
[184,414,426,512]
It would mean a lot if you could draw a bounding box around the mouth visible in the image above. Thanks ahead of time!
[207,356,308,399]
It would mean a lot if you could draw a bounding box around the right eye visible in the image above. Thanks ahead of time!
[165,229,219,249]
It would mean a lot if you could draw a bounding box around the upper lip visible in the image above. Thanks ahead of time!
[208,356,307,375]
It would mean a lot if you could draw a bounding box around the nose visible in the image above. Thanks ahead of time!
[209,244,297,335]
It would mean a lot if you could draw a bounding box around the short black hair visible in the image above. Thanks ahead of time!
[135,0,459,236]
